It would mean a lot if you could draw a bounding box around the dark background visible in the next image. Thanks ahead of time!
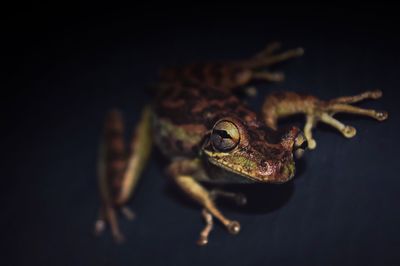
[3,4,400,266]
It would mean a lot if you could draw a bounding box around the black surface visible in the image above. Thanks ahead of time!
[3,4,400,266]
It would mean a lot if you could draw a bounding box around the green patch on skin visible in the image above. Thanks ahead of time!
[206,150,258,178]
[230,154,257,170]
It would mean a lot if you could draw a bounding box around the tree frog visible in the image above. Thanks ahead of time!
[93,43,388,245]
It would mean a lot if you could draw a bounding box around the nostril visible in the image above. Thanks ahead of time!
[260,160,268,168]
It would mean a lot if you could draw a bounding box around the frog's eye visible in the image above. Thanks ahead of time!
[211,120,240,151]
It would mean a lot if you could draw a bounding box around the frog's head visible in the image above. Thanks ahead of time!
[202,117,306,183]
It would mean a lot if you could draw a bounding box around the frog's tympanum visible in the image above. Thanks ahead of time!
[93,43,388,245]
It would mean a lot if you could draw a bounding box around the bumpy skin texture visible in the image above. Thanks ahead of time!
[95,43,388,245]
[154,85,300,183]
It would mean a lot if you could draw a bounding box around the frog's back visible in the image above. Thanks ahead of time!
[152,85,255,158]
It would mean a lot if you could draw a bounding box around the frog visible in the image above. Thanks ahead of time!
[93,42,388,245]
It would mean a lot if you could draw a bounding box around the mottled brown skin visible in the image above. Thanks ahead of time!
[95,110,129,243]
[101,111,127,202]
[154,85,301,183]
[160,42,304,92]
[94,43,388,245]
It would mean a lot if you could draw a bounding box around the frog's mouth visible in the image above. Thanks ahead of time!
[206,156,263,183]
[206,155,295,184]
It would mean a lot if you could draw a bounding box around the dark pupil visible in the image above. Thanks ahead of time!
[211,129,237,151]
[214,129,231,139]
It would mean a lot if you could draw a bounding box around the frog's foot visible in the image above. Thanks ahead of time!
[327,90,388,121]
[232,44,303,86]
[106,206,126,243]
[196,209,239,246]
[172,173,241,245]
[93,206,125,244]
[217,43,304,89]
[252,42,282,58]
[315,90,388,139]
[94,218,106,236]
[262,90,388,150]
[314,90,387,146]
[252,71,285,82]
[242,44,304,69]
[210,188,247,206]
[121,206,136,221]
[197,209,214,246]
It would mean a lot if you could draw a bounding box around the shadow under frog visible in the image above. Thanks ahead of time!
[162,147,307,215]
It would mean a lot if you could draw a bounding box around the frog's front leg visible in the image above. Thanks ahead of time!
[230,43,304,89]
[168,159,240,246]
[174,175,241,245]
[262,90,388,149]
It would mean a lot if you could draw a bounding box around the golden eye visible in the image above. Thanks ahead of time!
[211,120,240,151]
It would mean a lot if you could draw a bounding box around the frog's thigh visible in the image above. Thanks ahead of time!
[173,175,240,235]
[116,106,153,205]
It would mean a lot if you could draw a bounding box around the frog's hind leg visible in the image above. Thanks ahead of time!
[94,205,126,243]
[115,105,153,206]
[121,206,136,220]
[238,43,304,82]
[223,44,304,96]
[234,43,304,96]
[106,205,126,243]
[159,43,303,93]
[251,45,304,68]
[197,209,214,246]
[94,106,153,243]
[252,42,282,59]
[251,71,285,82]
[94,109,127,243]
